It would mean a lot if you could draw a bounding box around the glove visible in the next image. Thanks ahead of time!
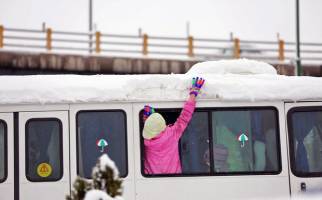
[143,105,155,122]
[189,77,205,97]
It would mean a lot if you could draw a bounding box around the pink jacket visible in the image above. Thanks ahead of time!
[144,99,196,174]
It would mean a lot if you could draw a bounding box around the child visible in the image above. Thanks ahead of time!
[142,77,205,174]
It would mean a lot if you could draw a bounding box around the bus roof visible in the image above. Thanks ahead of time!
[0,59,322,105]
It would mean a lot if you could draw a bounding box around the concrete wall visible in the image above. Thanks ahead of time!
[0,51,197,74]
[0,51,320,76]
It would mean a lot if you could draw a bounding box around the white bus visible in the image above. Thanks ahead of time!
[1,59,322,200]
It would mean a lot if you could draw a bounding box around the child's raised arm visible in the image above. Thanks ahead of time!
[171,77,205,140]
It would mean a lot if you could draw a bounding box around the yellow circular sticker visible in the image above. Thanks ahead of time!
[37,163,52,178]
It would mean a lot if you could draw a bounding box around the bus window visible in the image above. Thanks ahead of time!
[141,110,210,176]
[26,119,63,181]
[0,121,6,182]
[77,110,128,178]
[180,112,210,174]
[288,110,322,176]
[212,109,280,174]
[141,107,281,176]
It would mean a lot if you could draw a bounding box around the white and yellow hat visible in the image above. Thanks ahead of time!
[143,113,166,139]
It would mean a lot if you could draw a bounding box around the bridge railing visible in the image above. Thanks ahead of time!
[1,25,322,64]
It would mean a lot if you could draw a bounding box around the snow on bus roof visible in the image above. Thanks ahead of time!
[186,59,277,75]
[0,59,322,105]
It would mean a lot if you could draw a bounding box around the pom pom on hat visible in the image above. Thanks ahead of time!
[143,105,155,122]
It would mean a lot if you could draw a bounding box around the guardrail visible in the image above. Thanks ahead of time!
[1,25,322,64]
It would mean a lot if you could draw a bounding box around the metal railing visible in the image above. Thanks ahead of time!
[1,25,322,64]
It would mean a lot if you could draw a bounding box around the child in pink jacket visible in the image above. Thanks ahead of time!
[143,77,205,174]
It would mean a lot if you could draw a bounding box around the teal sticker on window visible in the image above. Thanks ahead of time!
[238,133,248,147]
[96,139,108,152]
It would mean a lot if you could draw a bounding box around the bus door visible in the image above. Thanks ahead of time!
[19,111,69,200]
[0,113,14,200]
[285,102,322,196]
[69,103,135,200]
[286,102,322,196]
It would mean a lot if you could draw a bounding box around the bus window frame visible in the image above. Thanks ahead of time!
[76,109,129,179]
[140,106,282,177]
[287,106,322,178]
[0,120,7,183]
[25,118,63,182]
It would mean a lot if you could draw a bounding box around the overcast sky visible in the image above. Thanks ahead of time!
[0,0,322,42]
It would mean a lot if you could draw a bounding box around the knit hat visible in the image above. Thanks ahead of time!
[143,113,166,139]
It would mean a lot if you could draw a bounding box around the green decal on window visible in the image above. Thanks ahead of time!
[97,139,108,152]
[238,133,248,147]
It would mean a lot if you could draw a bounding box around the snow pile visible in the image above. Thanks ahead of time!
[0,74,189,104]
[1,59,322,104]
[99,154,119,179]
[202,73,322,101]
[84,190,124,200]
[186,59,277,75]
[84,190,112,200]
[84,154,124,200]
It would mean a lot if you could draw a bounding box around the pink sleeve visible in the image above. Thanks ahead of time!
[171,99,196,140]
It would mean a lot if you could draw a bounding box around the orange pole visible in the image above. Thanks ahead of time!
[95,31,101,53]
[188,36,194,57]
[143,34,148,55]
[0,25,4,48]
[278,39,285,61]
[234,38,240,58]
[46,28,52,51]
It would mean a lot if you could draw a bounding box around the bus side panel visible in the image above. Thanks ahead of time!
[0,113,14,200]
[133,101,290,200]
[285,102,322,196]
[69,103,135,200]
[135,177,289,200]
